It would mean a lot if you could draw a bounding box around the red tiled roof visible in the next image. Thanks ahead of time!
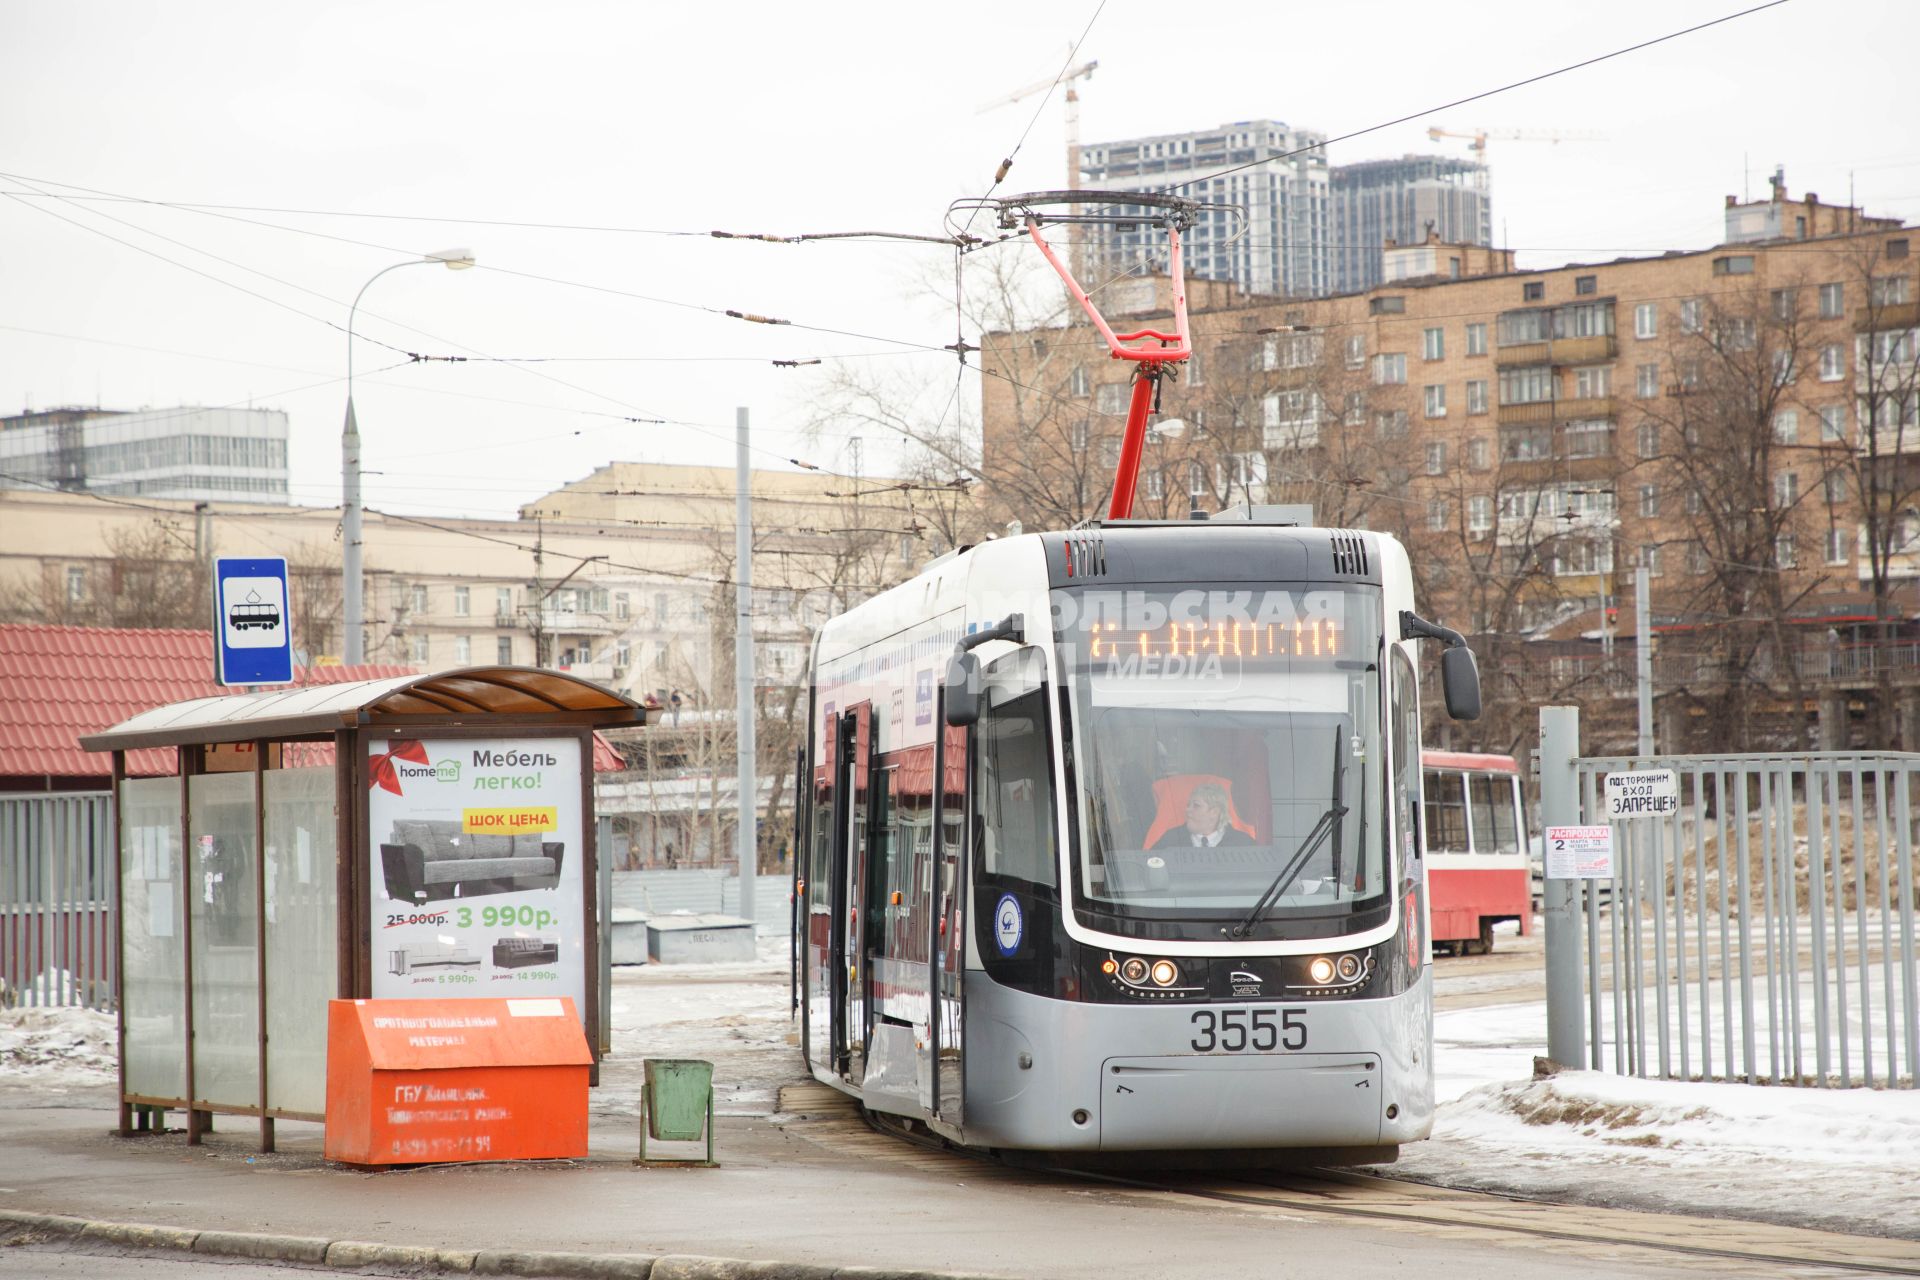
[0,624,414,780]
[1,624,629,780]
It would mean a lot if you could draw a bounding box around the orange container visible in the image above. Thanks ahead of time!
[324,996,591,1166]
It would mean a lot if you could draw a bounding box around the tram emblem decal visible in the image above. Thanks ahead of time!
[1230,969,1263,997]
[993,893,1023,957]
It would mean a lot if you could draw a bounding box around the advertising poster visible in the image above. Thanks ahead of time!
[367,737,584,1016]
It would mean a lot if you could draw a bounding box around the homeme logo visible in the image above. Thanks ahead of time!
[434,760,460,783]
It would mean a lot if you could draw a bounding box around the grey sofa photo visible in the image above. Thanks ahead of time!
[380,819,565,904]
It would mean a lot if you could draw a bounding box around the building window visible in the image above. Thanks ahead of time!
[1498,366,1555,405]
[1522,281,1545,302]
[1680,299,1704,333]
[495,587,513,620]
[1635,363,1660,398]
[1633,484,1657,519]
[1771,288,1798,322]
[1870,275,1911,307]
[1634,303,1658,339]
[1467,437,1490,471]
[454,635,471,664]
[1069,366,1090,398]
[1070,419,1089,453]
[1819,344,1845,381]
[1343,391,1366,426]
[1639,545,1662,577]
[1466,379,1488,414]
[1825,472,1848,505]
[1094,384,1129,415]
[653,592,669,620]
[1636,422,1660,458]
[1774,471,1799,507]
[1562,420,1612,459]
[1686,489,1703,516]
[497,635,513,664]
[1819,282,1845,318]
[1775,533,1796,568]
[614,592,630,620]
[1374,353,1407,385]
[410,583,429,614]
[1375,410,1409,438]
[1500,424,1552,462]
[1890,238,1911,260]
[1771,350,1797,388]
[1187,347,1204,386]
[410,636,429,663]
[1423,327,1445,361]
[65,566,86,604]
[1423,384,1447,418]
[1424,442,1447,475]
[1713,255,1756,276]
[1499,309,1550,345]
[1145,468,1165,500]
[1187,461,1207,503]
[1772,410,1799,443]
[1819,404,1848,441]
[1466,323,1487,356]
[1344,334,1366,368]
[1468,495,1493,533]
[1099,436,1120,468]
[1687,541,1710,575]
[1827,527,1850,564]
[1370,295,1406,315]
[616,641,631,668]
[1573,366,1611,399]
[1575,275,1597,296]
[1426,499,1450,532]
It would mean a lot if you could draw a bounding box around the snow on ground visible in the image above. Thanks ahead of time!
[0,1005,116,1086]
[1387,996,1920,1239]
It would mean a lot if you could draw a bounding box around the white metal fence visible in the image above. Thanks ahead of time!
[1552,751,1919,1088]
[608,868,792,935]
[0,793,116,1009]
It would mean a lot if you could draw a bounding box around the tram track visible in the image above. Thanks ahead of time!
[779,1083,1920,1277]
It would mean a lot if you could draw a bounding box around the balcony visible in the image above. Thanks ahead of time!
[1494,335,1618,368]
[537,610,616,636]
[1854,300,1920,332]
[1496,396,1615,426]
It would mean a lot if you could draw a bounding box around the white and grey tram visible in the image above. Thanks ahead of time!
[792,515,1481,1161]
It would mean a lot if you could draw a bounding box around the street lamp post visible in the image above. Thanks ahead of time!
[341,248,475,665]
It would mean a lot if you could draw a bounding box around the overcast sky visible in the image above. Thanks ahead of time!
[2,0,1913,520]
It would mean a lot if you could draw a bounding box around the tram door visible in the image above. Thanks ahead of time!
[921,721,968,1124]
[825,703,871,1078]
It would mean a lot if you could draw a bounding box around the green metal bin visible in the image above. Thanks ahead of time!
[637,1058,715,1165]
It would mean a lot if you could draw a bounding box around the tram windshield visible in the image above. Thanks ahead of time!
[1054,584,1389,942]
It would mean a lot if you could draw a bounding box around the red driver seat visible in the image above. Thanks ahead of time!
[1141,774,1258,848]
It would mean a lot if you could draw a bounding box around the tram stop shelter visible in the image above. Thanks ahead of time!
[79,666,645,1152]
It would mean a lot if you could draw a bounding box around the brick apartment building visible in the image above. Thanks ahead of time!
[978,179,1920,751]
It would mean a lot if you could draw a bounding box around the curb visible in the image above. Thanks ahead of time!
[0,1211,1006,1280]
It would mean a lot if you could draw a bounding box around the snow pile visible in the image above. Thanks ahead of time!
[0,1005,117,1082]
[1395,1004,1920,1238]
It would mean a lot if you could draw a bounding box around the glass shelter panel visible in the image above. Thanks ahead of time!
[265,768,337,1115]
[120,777,185,1100]
[187,772,258,1108]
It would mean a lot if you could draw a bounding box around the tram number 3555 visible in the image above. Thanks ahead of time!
[1189,1008,1307,1053]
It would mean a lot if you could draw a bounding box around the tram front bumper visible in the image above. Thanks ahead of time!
[1099,1052,1383,1150]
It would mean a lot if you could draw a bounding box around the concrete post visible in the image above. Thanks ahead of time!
[734,407,757,929]
[1540,705,1585,1068]
[1817,691,1849,751]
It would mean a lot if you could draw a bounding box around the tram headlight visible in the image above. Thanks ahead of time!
[1149,959,1180,987]
[1307,956,1336,985]
[1336,953,1362,981]
[1120,957,1149,984]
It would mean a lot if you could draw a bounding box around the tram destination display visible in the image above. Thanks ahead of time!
[1059,586,1369,677]
[366,736,585,1017]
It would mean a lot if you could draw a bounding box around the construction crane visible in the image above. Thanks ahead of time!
[1426,126,1606,158]
[978,58,1099,192]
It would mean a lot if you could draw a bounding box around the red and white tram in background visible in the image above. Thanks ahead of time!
[1420,751,1531,955]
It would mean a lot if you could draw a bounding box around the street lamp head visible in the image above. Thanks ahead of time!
[427,247,476,270]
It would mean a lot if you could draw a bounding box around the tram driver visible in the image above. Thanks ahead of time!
[1151,782,1251,850]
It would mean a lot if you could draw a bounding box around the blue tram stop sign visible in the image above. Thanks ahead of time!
[213,556,294,687]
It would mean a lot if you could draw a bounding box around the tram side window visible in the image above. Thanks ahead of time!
[974,684,1059,892]
[1470,773,1521,855]
[1424,770,1469,854]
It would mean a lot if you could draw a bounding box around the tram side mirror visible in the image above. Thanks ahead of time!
[944,651,981,727]
[1441,645,1482,722]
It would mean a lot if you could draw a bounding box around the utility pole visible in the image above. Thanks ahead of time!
[735,407,758,927]
[1636,566,1654,755]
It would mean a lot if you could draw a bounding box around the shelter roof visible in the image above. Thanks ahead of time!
[80,665,644,754]
[0,623,412,779]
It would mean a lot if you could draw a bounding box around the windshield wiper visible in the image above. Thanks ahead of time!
[1230,729,1347,938]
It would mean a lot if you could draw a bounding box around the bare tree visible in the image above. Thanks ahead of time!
[0,517,208,629]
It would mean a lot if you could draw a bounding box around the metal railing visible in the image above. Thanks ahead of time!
[0,793,116,1009]
[1550,747,1918,1088]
